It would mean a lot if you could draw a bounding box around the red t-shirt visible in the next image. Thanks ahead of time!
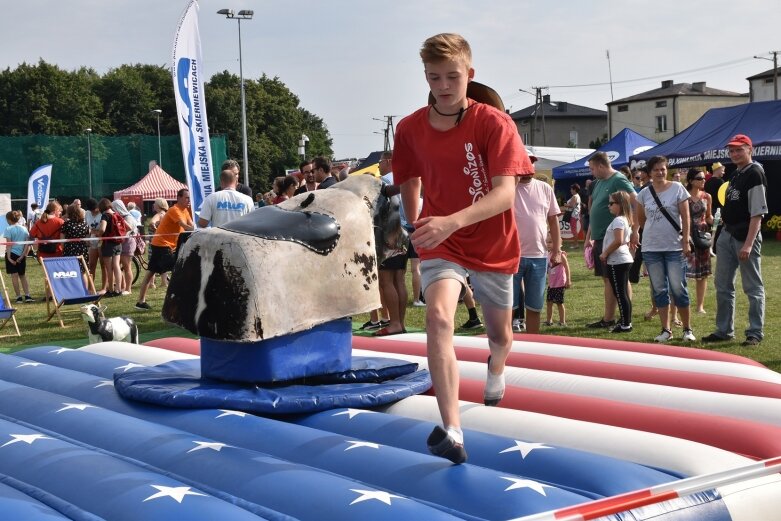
[393,101,533,273]
[30,216,64,257]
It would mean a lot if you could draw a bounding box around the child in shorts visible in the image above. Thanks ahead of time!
[3,211,34,302]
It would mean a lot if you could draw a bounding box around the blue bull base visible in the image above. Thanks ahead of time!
[200,318,352,382]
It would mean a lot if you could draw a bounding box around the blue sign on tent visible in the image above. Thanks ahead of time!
[552,129,657,180]
[631,100,781,168]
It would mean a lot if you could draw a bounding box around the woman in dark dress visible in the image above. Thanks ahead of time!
[60,204,91,287]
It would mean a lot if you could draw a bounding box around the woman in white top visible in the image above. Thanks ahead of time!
[599,191,634,333]
[563,183,581,248]
[635,155,694,343]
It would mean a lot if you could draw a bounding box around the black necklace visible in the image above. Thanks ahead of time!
[431,103,473,125]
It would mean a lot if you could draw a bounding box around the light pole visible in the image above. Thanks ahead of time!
[217,8,254,188]
[753,52,779,100]
[85,128,93,198]
[151,109,162,167]
[298,134,309,160]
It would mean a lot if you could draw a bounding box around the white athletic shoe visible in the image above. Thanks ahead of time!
[654,329,673,343]
[682,328,696,342]
[512,319,525,333]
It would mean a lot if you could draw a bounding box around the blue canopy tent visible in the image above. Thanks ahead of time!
[552,128,657,180]
[631,100,781,168]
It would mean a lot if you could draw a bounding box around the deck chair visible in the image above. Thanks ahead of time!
[0,272,21,338]
[41,256,101,328]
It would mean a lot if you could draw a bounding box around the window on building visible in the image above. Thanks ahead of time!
[656,115,668,133]
[655,100,667,108]
[522,132,529,144]
[765,78,775,85]
[569,130,578,147]
[617,105,628,112]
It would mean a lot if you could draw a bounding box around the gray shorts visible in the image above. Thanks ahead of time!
[420,258,513,309]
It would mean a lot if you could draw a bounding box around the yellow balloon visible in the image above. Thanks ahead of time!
[718,181,728,207]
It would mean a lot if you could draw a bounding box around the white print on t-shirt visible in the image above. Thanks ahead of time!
[463,142,488,204]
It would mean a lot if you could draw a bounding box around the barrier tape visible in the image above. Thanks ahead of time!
[0,231,192,248]
[511,456,781,521]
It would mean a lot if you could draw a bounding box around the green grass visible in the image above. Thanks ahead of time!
[3,242,780,372]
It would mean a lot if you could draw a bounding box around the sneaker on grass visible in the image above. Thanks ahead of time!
[461,317,483,330]
[654,328,673,343]
[134,301,151,310]
[511,318,525,333]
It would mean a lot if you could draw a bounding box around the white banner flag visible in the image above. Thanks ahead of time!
[26,164,52,222]
[172,0,214,219]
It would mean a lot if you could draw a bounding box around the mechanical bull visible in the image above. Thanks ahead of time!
[162,174,405,343]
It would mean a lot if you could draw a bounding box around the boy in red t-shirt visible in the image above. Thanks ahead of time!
[394,33,533,464]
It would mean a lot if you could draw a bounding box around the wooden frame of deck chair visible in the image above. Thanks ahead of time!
[0,271,21,338]
[41,256,102,328]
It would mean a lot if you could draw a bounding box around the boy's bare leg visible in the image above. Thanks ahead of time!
[481,301,512,404]
[424,278,463,430]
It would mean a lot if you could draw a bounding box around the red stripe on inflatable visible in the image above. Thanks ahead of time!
[504,333,764,367]
[555,489,678,521]
[351,336,781,399]
[455,378,781,460]
[144,337,200,355]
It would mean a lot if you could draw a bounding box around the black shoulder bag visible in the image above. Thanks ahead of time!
[648,185,707,249]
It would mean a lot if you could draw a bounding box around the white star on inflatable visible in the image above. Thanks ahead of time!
[16,362,42,368]
[49,348,72,355]
[143,485,207,503]
[1,434,53,448]
[499,441,554,459]
[56,403,96,413]
[114,362,145,372]
[349,489,405,506]
[215,410,247,418]
[187,441,231,453]
[344,440,380,451]
[501,477,552,496]
[333,409,376,419]
[94,380,114,388]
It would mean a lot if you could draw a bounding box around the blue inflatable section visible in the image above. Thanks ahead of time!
[0,346,734,521]
[113,357,431,414]
[200,318,353,382]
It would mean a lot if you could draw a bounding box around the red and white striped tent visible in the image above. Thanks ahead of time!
[113,165,187,201]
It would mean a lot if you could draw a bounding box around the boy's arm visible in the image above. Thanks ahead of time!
[411,175,516,250]
[400,178,422,227]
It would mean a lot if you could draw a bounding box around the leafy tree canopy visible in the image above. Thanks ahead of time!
[0,60,333,193]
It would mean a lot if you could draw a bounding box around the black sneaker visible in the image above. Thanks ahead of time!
[741,336,761,347]
[461,317,484,330]
[611,324,633,333]
[134,301,151,310]
[24,295,35,303]
[586,318,617,328]
[426,426,467,464]
[15,296,23,304]
[701,333,730,343]
[360,320,381,330]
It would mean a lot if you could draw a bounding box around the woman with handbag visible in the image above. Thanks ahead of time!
[635,156,695,343]
[562,184,581,249]
[685,169,713,314]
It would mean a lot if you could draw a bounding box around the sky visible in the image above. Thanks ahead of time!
[1,0,780,160]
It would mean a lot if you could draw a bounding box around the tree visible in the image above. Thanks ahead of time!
[205,72,332,193]
[589,133,609,149]
[0,60,106,135]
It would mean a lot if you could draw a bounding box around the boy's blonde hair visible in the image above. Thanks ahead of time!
[610,191,633,227]
[420,33,472,66]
